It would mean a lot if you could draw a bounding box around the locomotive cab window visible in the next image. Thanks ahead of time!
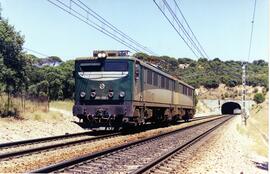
[80,62,102,72]
[79,61,128,72]
[104,62,128,71]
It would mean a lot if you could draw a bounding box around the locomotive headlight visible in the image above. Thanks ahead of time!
[97,52,107,58]
[90,91,96,98]
[108,91,114,98]
[80,91,86,98]
[119,91,125,98]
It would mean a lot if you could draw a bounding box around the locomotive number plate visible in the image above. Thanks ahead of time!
[99,83,105,89]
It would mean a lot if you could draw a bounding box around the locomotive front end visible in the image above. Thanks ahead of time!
[73,51,133,129]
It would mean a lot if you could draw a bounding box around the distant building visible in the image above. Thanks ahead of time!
[178,63,190,69]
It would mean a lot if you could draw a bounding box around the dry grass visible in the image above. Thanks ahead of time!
[236,94,268,157]
[0,93,65,122]
[50,100,73,111]
[0,94,48,114]
[21,111,64,122]
[196,84,266,100]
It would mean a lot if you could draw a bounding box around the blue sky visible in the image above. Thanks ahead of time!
[1,0,268,61]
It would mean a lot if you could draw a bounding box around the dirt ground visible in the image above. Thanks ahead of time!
[179,115,268,174]
[0,107,84,143]
[181,94,269,174]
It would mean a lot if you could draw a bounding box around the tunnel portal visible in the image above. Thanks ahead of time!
[221,102,241,115]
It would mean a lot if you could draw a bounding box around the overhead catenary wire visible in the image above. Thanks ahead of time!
[1,47,51,66]
[153,0,199,58]
[153,0,209,59]
[247,0,257,62]
[23,47,50,58]
[47,0,157,55]
[245,0,258,86]
[47,0,141,53]
[174,0,209,59]
[75,0,157,55]
[162,0,205,58]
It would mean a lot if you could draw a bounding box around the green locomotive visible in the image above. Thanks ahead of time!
[73,50,195,129]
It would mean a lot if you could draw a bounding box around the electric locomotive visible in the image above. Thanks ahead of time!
[73,50,195,129]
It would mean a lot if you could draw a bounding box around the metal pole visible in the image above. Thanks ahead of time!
[242,64,247,125]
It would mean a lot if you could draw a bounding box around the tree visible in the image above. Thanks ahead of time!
[0,18,25,99]
[253,93,265,104]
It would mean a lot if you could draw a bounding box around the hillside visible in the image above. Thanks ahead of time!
[134,53,268,89]
[196,84,267,100]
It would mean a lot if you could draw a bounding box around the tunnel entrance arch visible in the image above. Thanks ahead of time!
[221,102,241,115]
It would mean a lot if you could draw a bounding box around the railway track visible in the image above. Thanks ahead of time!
[132,117,230,174]
[0,114,219,161]
[0,131,121,160]
[31,115,232,173]
[0,114,218,148]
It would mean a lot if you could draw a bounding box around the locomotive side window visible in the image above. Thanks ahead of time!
[153,73,158,86]
[179,83,183,94]
[175,82,179,91]
[171,80,175,91]
[147,70,153,85]
[183,85,187,95]
[188,88,193,96]
[161,76,165,88]
[165,78,169,89]
[144,68,147,83]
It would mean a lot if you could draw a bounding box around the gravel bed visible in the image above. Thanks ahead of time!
[0,116,221,173]
[0,135,95,156]
[61,117,230,173]
[178,115,268,174]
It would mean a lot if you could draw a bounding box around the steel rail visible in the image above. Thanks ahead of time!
[0,114,220,149]
[0,131,95,148]
[31,115,228,173]
[0,132,120,160]
[131,116,232,174]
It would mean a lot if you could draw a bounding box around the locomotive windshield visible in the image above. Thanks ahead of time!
[80,61,128,72]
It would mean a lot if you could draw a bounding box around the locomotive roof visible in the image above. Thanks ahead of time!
[75,56,194,89]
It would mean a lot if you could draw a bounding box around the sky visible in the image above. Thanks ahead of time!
[1,0,269,62]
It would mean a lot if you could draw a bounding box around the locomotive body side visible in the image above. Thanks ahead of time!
[131,61,195,124]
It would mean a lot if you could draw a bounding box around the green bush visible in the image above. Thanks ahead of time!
[204,79,219,89]
[226,80,237,87]
[253,93,265,104]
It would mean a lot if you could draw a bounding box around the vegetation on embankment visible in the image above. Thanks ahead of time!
[133,53,268,89]
[196,84,267,100]
[50,100,74,111]
[237,93,268,157]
